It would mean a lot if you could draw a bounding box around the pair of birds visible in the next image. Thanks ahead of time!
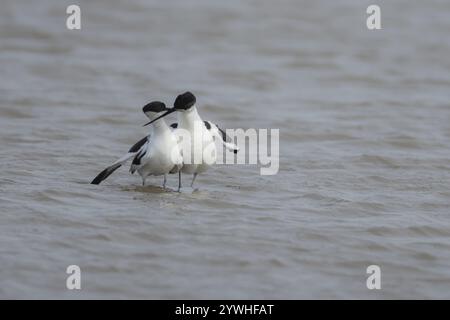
[91,91,238,190]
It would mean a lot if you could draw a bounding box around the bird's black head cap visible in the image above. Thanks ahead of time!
[143,101,167,113]
[174,92,196,110]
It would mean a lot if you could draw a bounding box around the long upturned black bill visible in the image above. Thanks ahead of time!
[143,108,177,126]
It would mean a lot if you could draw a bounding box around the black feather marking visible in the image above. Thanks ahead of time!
[204,121,211,130]
[91,163,122,185]
[170,123,178,129]
[215,124,238,153]
[174,92,196,110]
[143,101,166,113]
[128,136,148,153]
[217,127,228,142]
[132,150,146,166]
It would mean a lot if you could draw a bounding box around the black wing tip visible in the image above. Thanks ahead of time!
[90,164,122,185]
[91,168,109,185]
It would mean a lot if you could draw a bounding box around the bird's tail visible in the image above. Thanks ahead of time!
[207,122,239,154]
[216,127,239,154]
[90,152,136,185]
[222,141,239,154]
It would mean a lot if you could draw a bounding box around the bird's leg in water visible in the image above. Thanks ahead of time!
[191,173,198,188]
[163,174,167,189]
[142,176,146,186]
[177,171,182,192]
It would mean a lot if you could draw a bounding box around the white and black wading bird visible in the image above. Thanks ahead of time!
[91,101,183,189]
[143,91,239,189]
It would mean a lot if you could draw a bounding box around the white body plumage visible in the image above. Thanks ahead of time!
[176,105,216,175]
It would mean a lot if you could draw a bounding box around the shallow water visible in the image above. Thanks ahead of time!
[1,0,450,299]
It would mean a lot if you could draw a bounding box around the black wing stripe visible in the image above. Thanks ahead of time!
[132,149,146,166]
[215,123,238,153]
[204,121,228,142]
[128,136,148,153]
[217,127,228,142]
[91,163,122,185]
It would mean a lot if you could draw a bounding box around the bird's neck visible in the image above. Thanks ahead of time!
[151,118,169,132]
[179,106,202,126]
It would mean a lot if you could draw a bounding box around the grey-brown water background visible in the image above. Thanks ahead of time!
[1,0,450,299]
